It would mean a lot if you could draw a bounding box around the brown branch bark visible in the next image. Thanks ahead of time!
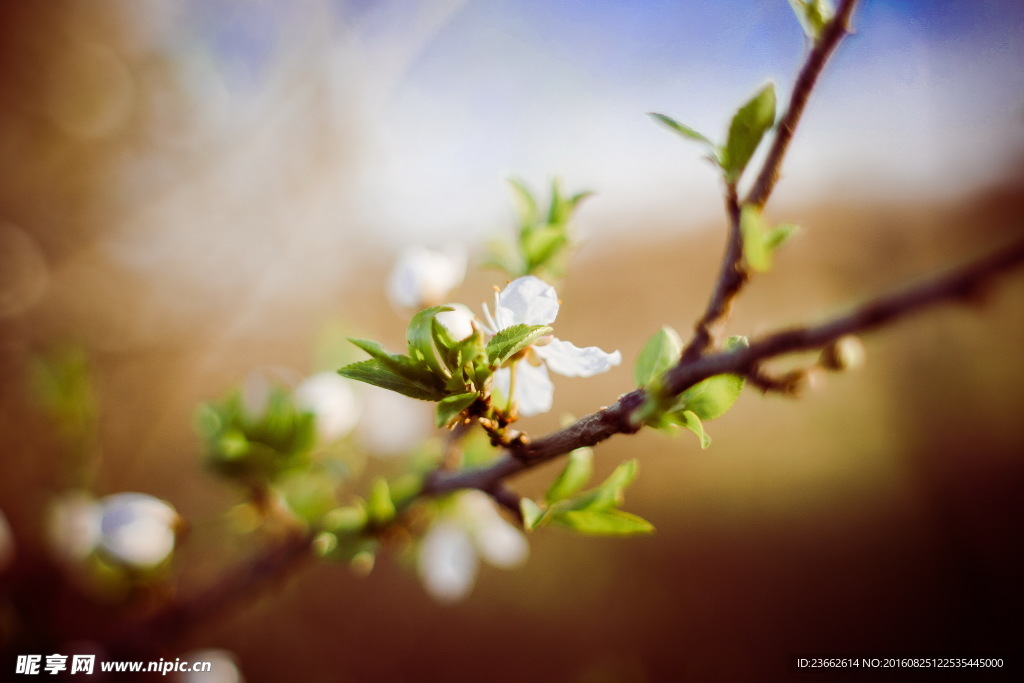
[682,0,860,362]
[746,0,859,208]
[424,237,1024,497]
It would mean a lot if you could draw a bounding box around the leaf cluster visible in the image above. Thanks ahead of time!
[485,179,590,280]
[650,83,777,185]
[520,452,654,536]
[196,387,317,488]
[338,307,551,428]
[632,328,747,447]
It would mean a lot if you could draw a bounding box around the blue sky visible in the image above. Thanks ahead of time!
[187,0,1024,244]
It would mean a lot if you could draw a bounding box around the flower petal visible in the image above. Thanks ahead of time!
[418,520,478,603]
[435,303,476,341]
[495,276,559,327]
[458,492,529,569]
[537,338,622,378]
[494,362,554,417]
[295,372,360,442]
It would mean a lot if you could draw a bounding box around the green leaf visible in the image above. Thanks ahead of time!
[648,112,715,147]
[520,498,545,531]
[677,373,744,421]
[722,83,777,183]
[508,178,539,228]
[367,477,395,525]
[788,0,834,40]
[740,203,771,272]
[546,179,565,226]
[347,338,439,385]
[556,460,638,512]
[338,359,445,401]
[553,508,655,536]
[766,222,800,250]
[741,205,799,272]
[545,447,594,503]
[522,226,569,272]
[634,326,683,386]
[677,410,711,449]
[724,335,750,352]
[406,306,452,380]
[322,503,368,533]
[486,324,552,366]
[435,392,478,428]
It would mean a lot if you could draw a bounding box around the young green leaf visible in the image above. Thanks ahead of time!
[724,335,750,352]
[406,306,452,380]
[347,339,439,385]
[338,360,445,401]
[508,178,539,228]
[555,459,639,512]
[435,392,478,428]
[740,203,771,272]
[322,503,368,534]
[545,447,594,504]
[634,326,683,386]
[486,324,552,366]
[648,112,716,148]
[722,83,777,183]
[788,0,834,40]
[741,204,800,272]
[522,225,569,273]
[520,498,546,531]
[553,508,655,536]
[367,477,395,525]
[766,222,800,251]
[677,373,744,421]
[677,410,711,449]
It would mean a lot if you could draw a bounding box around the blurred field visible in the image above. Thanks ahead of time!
[2,2,1024,681]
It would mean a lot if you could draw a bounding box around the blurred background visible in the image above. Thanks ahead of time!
[1,0,1023,680]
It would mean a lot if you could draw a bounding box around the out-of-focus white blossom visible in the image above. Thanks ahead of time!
[97,493,179,569]
[417,491,528,603]
[388,246,466,310]
[0,508,14,572]
[49,491,179,570]
[178,649,244,683]
[482,276,621,416]
[294,372,360,442]
[356,385,432,457]
[435,303,476,340]
[48,491,102,563]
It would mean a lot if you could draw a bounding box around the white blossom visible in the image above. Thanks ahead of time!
[47,491,102,563]
[48,491,179,570]
[179,649,244,683]
[482,275,621,416]
[388,246,466,310]
[97,493,179,569]
[417,491,528,603]
[294,372,360,442]
[435,303,476,340]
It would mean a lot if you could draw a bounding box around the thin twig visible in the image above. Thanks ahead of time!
[681,182,746,363]
[746,0,859,208]
[682,0,860,362]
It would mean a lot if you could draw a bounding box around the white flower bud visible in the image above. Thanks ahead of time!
[387,247,466,309]
[97,493,178,569]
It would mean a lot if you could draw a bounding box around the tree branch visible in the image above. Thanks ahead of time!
[425,236,1024,498]
[681,0,860,362]
[746,0,859,209]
